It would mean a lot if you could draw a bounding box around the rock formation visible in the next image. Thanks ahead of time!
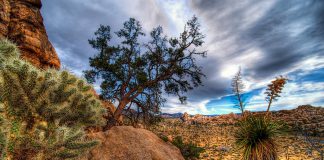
[272,105,324,136]
[180,113,213,124]
[180,105,323,136]
[0,0,60,69]
[82,126,185,160]
[211,112,240,125]
[180,112,190,122]
[242,105,324,136]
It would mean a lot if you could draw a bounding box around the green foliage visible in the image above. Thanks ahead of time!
[159,134,169,142]
[234,115,286,160]
[0,39,105,159]
[84,16,206,126]
[146,114,163,126]
[172,136,205,160]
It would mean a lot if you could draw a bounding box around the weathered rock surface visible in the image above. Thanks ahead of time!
[0,0,60,69]
[82,126,184,160]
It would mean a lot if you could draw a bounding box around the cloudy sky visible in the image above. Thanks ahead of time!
[42,0,324,115]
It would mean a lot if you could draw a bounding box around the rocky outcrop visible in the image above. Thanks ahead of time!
[0,0,60,69]
[211,112,240,125]
[82,126,185,160]
[272,105,324,136]
[244,105,324,136]
[180,113,212,124]
[179,105,323,135]
[180,112,189,122]
[180,105,323,136]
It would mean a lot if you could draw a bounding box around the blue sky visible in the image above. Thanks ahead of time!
[41,0,324,115]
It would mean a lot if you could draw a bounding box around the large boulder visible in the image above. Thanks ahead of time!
[83,126,184,160]
[0,0,60,69]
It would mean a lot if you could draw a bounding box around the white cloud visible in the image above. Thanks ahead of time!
[162,96,211,115]
[247,81,324,111]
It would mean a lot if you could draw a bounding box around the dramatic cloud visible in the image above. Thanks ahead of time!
[42,0,324,114]
[42,0,171,75]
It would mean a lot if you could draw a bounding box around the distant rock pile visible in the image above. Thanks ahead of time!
[272,105,324,136]
[180,112,211,124]
[211,112,240,125]
[0,0,60,69]
[179,105,324,136]
[82,126,184,160]
[180,112,239,125]
[180,112,190,122]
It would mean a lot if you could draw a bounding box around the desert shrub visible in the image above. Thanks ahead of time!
[0,40,105,159]
[158,134,169,142]
[146,114,164,126]
[234,115,286,160]
[172,136,205,160]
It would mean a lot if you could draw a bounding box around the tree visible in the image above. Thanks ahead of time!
[84,16,206,128]
[231,67,245,114]
[0,40,105,159]
[131,85,165,126]
[265,76,288,114]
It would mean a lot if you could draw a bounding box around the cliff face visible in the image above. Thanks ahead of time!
[0,0,60,69]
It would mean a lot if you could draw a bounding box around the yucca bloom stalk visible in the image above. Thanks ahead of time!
[265,76,288,114]
[231,67,246,115]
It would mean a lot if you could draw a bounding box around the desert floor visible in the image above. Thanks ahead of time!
[149,118,323,160]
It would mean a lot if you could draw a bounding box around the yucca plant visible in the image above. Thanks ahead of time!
[231,73,288,160]
[234,115,285,160]
[0,39,105,160]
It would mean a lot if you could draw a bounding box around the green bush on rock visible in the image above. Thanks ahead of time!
[0,39,105,160]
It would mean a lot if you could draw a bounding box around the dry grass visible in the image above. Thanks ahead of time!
[148,118,323,160]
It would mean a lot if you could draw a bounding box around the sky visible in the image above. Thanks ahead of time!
[41,0,324,115]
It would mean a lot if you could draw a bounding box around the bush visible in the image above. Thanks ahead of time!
[172,136,205,160]
[234,115,286,160]
[158,134,169,142]
[0,39,105,159]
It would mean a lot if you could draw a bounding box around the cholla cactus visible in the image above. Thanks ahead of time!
[0,39,105,159]
[265,76,288,113]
